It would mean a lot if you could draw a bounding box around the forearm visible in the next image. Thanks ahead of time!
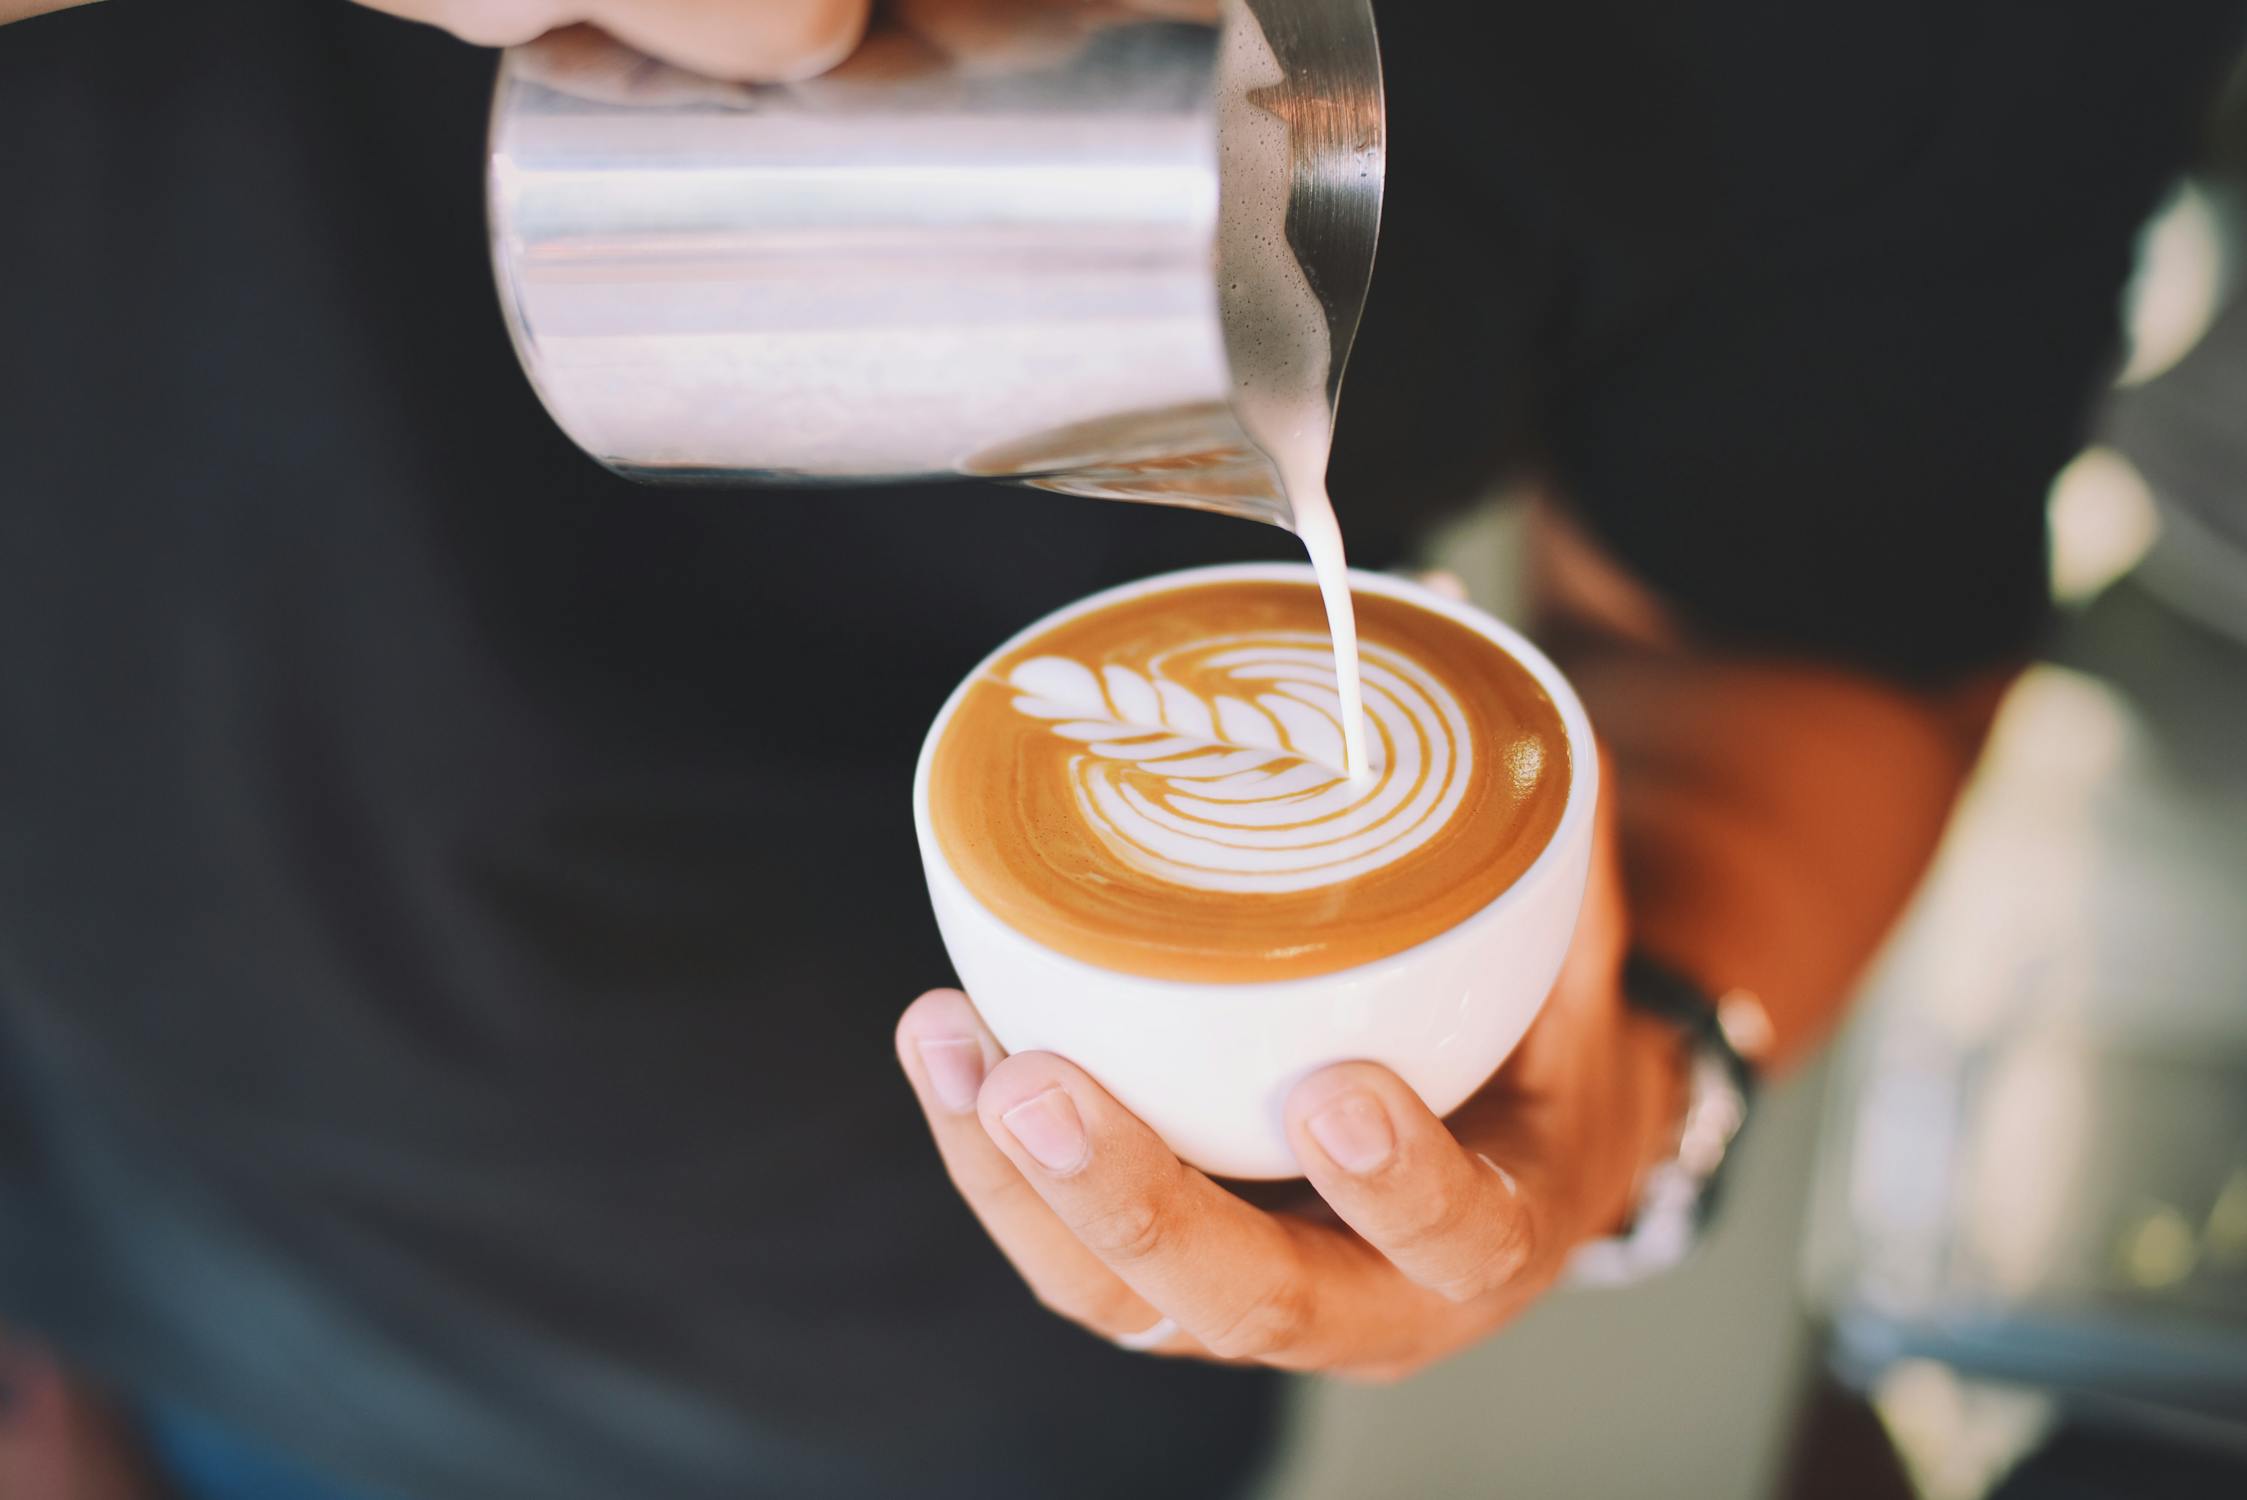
[1,0,99,23]
[1530,500,2013,1073]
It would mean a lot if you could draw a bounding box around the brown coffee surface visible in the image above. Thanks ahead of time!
[929,581,1571,982]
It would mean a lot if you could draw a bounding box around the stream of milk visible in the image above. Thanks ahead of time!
[1216,1,1369,782]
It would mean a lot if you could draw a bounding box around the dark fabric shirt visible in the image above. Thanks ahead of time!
[1,2,2238,1496]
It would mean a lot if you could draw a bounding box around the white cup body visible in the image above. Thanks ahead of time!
[912,563,1598,1179]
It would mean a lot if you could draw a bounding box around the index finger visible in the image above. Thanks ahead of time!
[895,991,1177,1349]
[1287,1062,1554,1307]
[975,1051,1449,1370]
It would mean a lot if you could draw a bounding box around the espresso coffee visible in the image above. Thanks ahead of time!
[927,579,1571,983]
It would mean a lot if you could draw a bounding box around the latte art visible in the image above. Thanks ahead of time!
[929,579,1572,983]
[1006,634,1474,894]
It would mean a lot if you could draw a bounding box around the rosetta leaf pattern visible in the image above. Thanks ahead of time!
[1006,655,1335,777]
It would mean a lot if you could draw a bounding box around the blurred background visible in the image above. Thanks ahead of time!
[1261,48,2247,1500]
[4,11,2243,1500]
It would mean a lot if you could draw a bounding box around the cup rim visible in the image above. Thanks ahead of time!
[913,561,1599,996]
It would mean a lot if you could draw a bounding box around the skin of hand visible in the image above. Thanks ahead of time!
[896,786,1688,1380]
[5,2,1219,96]
[353,0,1218,80]
[1,0,860,76]
[1,1,100,22]
[0,0,871,72]
[898,504,2008,1375]
[0,1331,157,1500]
[357,0,873,79]
[493,2,1217,104]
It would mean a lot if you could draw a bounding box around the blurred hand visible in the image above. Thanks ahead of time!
[355,0,873,80]
[1,1,101,24]
[0,1333,155,1500]
[895,788,1687,1380]
[355,1,1218,82]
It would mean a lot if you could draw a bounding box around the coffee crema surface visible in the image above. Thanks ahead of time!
[928,581,1571,982]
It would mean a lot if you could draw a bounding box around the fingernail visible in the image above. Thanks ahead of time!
[916,1036,986,1114]
[1307,1091,1395,1173]
[1002,1087,1088,1173]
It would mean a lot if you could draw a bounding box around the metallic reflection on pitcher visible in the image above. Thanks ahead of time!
[488,1,1381,503]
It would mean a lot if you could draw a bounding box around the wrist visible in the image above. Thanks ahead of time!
[1603,1008,1690,1234]
[1572,956,1765,1282]
[1631,1007,1692,1163]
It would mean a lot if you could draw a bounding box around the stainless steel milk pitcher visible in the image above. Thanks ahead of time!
[486,0,1384,527]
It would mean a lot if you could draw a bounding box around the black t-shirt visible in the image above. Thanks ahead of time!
[0,2,2236,1497]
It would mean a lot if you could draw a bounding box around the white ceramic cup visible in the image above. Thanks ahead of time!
[912,562,1599,1179]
